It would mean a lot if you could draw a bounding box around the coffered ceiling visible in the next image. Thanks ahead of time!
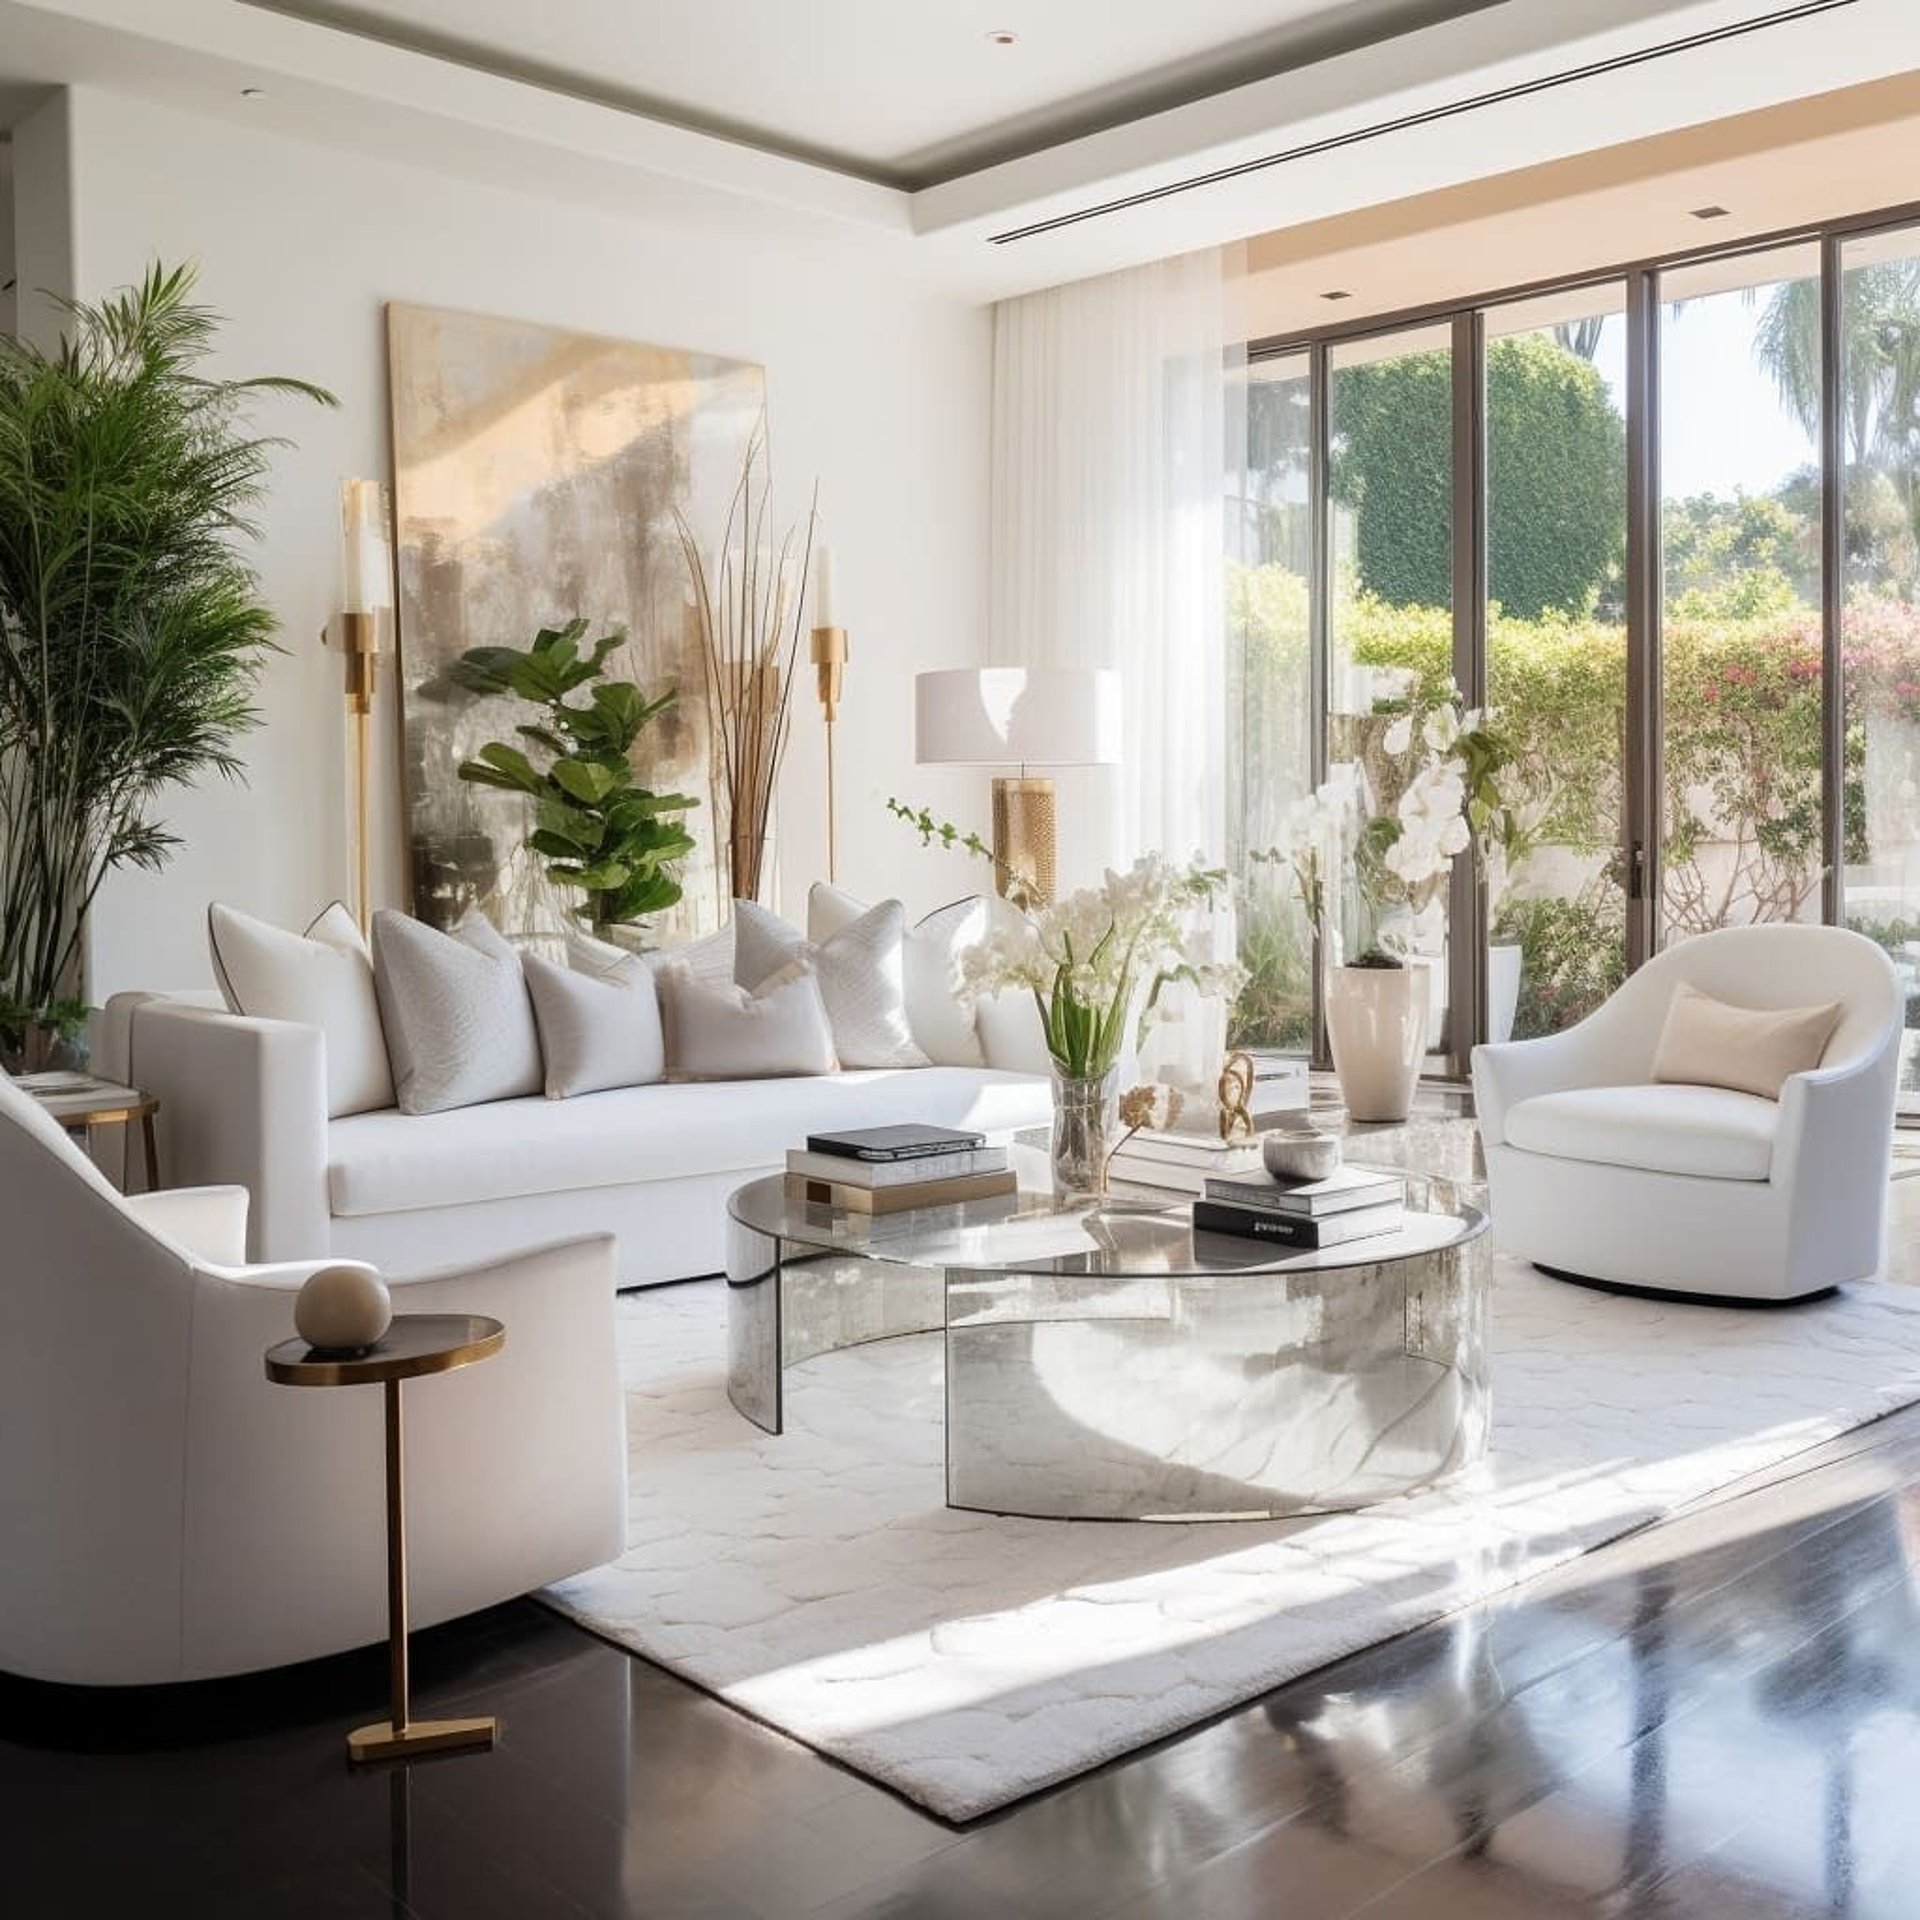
[242,0,1506,187]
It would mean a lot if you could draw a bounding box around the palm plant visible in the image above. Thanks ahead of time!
[0,263,332,1064]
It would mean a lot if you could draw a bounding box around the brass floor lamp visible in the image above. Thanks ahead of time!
[810,545,847,882]
[338,479,394,936]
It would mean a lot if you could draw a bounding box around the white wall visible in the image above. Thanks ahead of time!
[43,85,993,998]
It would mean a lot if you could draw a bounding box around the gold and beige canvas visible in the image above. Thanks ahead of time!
[388,301,765,941]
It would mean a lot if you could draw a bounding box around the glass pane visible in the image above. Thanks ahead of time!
[1328,324,1455,1058]
[1228,353,1314,1051]
[1483,287,1629,1038]
[1837,225,1920,1113]
[1658,245,1824,946]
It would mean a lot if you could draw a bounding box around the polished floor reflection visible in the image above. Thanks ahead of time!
[11,1181,1920,1917]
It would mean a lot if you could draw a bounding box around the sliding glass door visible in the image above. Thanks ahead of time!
[1656,246,1825,948]
[1482,287,1629,1039]
[1837,223,1920,1112]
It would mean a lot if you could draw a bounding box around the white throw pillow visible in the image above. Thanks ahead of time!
[207,901,394,1117]
[1651,980,1842,1101]
[808,884,987,1068]
[976,989,1053,1076]
[371,911,544,1115]
[658,958,838,1082]
[734,897,927,1070]
[568,923,735,986]
[522,951,665,1098]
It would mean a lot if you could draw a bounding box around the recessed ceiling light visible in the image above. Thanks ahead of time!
[1321,289,1354,302]
[1690,204,1731,220]
[986,30,1018,46]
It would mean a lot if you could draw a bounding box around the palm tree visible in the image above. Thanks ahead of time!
[0,264,333,1061]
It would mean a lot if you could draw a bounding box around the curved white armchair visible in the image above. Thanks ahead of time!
[0,1073,628,1686]
[1472,925,1902,1303]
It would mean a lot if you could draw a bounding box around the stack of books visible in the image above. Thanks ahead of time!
[1192,1164,1406,1249]
[1107,1128,1267,1196]
[784,1125,1016,1215]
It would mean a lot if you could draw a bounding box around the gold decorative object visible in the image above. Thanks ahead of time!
[265,1313,506,1765]
[1217,1051,1257,1143]
[991,777,1057,910]
[386,302,762,937]
[809,545,848,883]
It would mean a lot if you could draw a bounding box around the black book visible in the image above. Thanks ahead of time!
[804,1124,989,1164]
[1192,1198,1405,1250]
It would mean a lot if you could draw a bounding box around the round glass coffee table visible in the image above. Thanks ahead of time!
[724,1148,1490,1522]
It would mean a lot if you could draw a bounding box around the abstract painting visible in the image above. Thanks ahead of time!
[387,301,766,941]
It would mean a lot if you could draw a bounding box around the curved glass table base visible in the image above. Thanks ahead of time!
[725,1173,1490,1523]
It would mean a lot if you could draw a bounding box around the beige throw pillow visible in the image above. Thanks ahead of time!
[208,901,395,1117]
[371,911,544,1115]
[734,898,926,1070]
[1651,980,1842,1101]
[523,951,665,1098]
[658,958,838,1082]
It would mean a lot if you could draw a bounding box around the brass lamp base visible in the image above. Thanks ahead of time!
[349,1715,497,1765]
[992,776,1056,909]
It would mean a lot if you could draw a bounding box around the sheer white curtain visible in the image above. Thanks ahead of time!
[989,246,1242,883]
[989,247,1245,1090]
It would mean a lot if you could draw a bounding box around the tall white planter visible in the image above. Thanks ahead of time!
[1325,962,1431,1123]
[1489,942,1523,1045]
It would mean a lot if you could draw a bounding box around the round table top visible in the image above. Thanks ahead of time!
[265,1313,505,1387]
[728,1164,1485,1282]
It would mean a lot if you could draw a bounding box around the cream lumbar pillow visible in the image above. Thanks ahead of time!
[208,901,395,1117]
[808,884,987,1068]
[658,957,838,1082]
[371,910,544,1115]
[734,897,927,1070]
[522,951,665,1099]
[1651,980,1843,1101]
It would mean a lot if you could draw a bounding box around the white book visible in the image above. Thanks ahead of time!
[1108,1150,1217,1196]
[1115,1129,1267,1170]
[1202,1165,1405,1216]
[784,1146,1009,1188]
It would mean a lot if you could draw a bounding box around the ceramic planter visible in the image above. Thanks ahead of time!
[1325,962,1431,1123]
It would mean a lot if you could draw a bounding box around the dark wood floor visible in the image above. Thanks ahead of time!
[13,1191,1920,1917]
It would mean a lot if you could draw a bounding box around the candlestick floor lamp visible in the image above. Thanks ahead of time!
[337,478,395,936]
[914,667,1120,908]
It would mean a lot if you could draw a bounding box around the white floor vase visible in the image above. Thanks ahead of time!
[1325,960,1431,1122]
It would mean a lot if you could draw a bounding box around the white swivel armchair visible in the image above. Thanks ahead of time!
[1472,924,1902,1303]
[0,1072,628,1686]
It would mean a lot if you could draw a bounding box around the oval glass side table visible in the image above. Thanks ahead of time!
[265,1313,505,1764]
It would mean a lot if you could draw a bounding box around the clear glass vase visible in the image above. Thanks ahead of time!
[1050,1063,1120,1202]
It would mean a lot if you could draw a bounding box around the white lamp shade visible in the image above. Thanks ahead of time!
[341,477,394,616]
[915,668,1121,768]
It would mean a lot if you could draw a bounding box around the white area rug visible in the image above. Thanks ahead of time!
[545,1263,1920,1821]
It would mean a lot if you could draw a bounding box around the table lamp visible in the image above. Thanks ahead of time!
[914,667,1120,907]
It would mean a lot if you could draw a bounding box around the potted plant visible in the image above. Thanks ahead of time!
[1259,681,1542,1120]
[890,800,1245,1198]
[453,619,699,942]
[0,264,333,1072]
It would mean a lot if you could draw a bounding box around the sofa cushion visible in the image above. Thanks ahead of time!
[657,958,839,1081]
[1505,1083,1778,1183]
[735,897,927,1070]
[1651,980,1842,1100]
[326,1067,1054,1217]
[809,885,987,1068]
[208,902,394,1118]
[522,951,665,1098]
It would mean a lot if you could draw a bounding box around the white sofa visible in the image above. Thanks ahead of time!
[0,1070,627,1685]
[1472,924,1902,1303]
[98,987,1054,1284]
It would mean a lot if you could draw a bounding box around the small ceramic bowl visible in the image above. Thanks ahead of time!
[1262,1129,1342,1184]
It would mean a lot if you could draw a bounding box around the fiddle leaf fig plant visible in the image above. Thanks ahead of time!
[453,619,698,937]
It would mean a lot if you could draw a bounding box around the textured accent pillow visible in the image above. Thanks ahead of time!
[734,898,926,1070]
[1651,980,1842,1101]
[522,951,665,1098]
[371,911,544,1115]
[658,958,838,1082]
[976,989,1052,1076]
[808,885,986,1068]
[568,924,734,987]
[208,901,395,1117]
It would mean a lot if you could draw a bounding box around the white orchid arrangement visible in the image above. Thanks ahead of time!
[887,801,1246,1078]
[1257,680,1545,965]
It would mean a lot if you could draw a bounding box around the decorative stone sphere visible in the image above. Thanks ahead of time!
[295,1265,393,1354]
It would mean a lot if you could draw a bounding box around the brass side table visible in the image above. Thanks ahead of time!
[265,1313,506,1764]
[20,1076,160,1191]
